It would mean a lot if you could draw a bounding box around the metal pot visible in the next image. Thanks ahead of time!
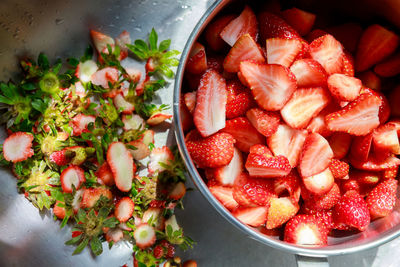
[173,0,400,265]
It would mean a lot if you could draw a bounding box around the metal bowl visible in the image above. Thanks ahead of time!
[173,0,400,259]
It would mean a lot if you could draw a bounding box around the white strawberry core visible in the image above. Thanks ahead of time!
[134,224,155,243]
[123,114,145,131]
[296,225,320,245]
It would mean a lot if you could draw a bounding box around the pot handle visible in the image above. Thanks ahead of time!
[295,255,329,267]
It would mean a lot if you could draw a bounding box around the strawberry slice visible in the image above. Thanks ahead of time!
[245,153,291,178]
[209,147,243,186]
[113,93,135,115]
[240,61,297,111]
[327,74,362,102]
[184,92,196,114]
[193,69,227,137]
[367,179,398,219]
[303,168,335,195]
[96,162,115,186]
[225,79,254,119]
[304,183,341,210]
[361,88,390,124]
[284,214,328,245]
[258,11,301,41]
[233,174,276,207]
[107,142,135,192]
[309,34,344,75]
[221,117,265,153]
[266,38,302,67]
[266,197,299,229]
[350,153,400,171]
[90,67,118,89]
[70,114,96,136]
[281,87,331,129]
[223,34,265,73]
[205,15,236,51]
[340,52,355,77]
[358,71,381,91]
[329,159,349,179]
[329,132,352,159]
[76,60,98,83]
[186,42,207,74]
[3,132,34,163]
[220,5,258,47]
[209,185,239,211]
[80,187,112,209]
[281,8,316,36]
[60,166,85,193]
[233,206,269,227]
[326,23,363,53]
[246,108,280,137]
[373,123,400,156]
[273,171,301,203]
[290,58,328,87]
[148,146,174,174]
[115,197,135,223]
[325,93,381,136]
[186,130,235,168]
[127,140,150,161]
[90,30,114,54]
[142,207,165,230]
[355,24,399,72]
[133,223,156,249]
[122,114,145,131]
[147,112,172,126]
[299,133,333,178]
[374,52,400,77]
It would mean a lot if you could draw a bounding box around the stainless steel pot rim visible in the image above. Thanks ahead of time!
[173,0,400,257]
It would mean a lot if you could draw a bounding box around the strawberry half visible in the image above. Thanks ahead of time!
[127,140,151,161]
[133,223,156,249]
[266,38,302,67]
[186,42,207,74]
[329,132,352,159]
[148,146,174,175]
[309,34,344,75]
[107,142,135,192]
[3,132,34,163]
[245,153,291,178]
[232,206,268,227]
[249,144,273,157]
[382,166,398,180]
[205,14,236,51]
[193,69,227,137]
[327,74,362,102]
[281,8,316,36]
[303,168,335,195]
[115,197,135,223]
[301,208,334,232]
[225,79,254,119]
[266,197,299,229]
[246,108,280,137]
[373,123,400,156]
[350,133,373,162]
[240,61,297,111]
[304,183,341,211]
[340,52,355,77]
[233,174,276,207]
[80,187,112,209]
[367,179,398,219]
[273,171,301,204]
[209,185,239,211]
[290,58,328,88]
[258,11,301,41]
[209,147,243,186]
[361,88,390,124]
[284,214,328,245]
[90,67,119,89]
[71,114,96,136]
[96,162,115,186]
[374,52,400,77]
[60,165,86,193]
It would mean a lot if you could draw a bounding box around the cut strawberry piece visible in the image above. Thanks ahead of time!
[147,112,172,126]
[301,208,334,232]
[382,166,398,180]
[240,61,297,111]
[304,183,341,211]
[76,60,98,83]
[184,92,196,114]
[127,140,150,160]
[209,185,239,211]
[367,179,398,219]
[225,80,254,119]
[306,29,328,43]
[142,207,165,230]
[309,34,344,75]
[246,108,280,137]
[327,74,362,102]
[374,52,400,77]
[373,123,400,156]
[209,147,243,186]
[350,153,400,171]
[221,117,265,153]
[326,23,363,53]
[3,132,34,163]
[361,88,390,124]
[223,34,265,73]
[266,38,302,67]
[53,201,66,220]
[133,223,156,249]
[281,8,316,36]
[90,67,118,89]
[207,56,224,73]
[299,133,333,178]
[284,214,328,245]
[267,124,308,168]
[105,228,124,243]
[122,114,145,131]
[107,142,135,192]
[233,174,276,207]
[266,197,299,229]
[113,93,135,115]
[115,197,135,223]
[281,87,330,129]
[325,93,381,136]
[358,71,381,91]
[258,11,301,41]
[193,69,227,137]
[186,130,235,168]
[341,52,355,77]
[90,30,114,54]
[186,42,207,74]
[205,15,236,51]
[80,187,112,209]
[70,114,96,136]
[303,168,334,195]
[350,133,373,162]
[96,162,115,186]
[355,24,399,72]
[290,58,328,88]
[148,146,174,175]
[306,104,339,137]
[249,144,273,158]
[389,85,400,117]
[273,171,301,203]
[333,190,370,231]
[245,153,291,178]
[233,206,268,227]
[169,182,186,200]
[124,67,141,83]
[49,150,73,166]
[329,159,349,179]
[352,170,380,186]
[60,166,85,193]
[220,5,258,47]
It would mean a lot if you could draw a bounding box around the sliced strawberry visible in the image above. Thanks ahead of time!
[142,207,165,230]
[186,130,235,168]
[309,34,344,75]
[327,74,362,102]
[341,52,355,77]
[90,30,114,54]
[333,190,370,231]
[326,23,363,53]
[80,187,112,209]
[267,124,308,168]
[389,85,400,117]
[284,214,328,245]
[221,117,265,153]
[245,154,291,178]
[325,93,381,136]
[225,79,254,119]
[258,11,301,41]
[205,15,236,51]
[71,114,96,136]
[90,67,118,89]
[105,228,124,243]
[361,88,390,124]
[124,67,141,83]
[373,123,400,156]
[148,146,174,175]
[209,147,243,186]
[382,166,398,180]
[304,183,341,211]
[273,171,301,203]
[186,42,207,74]
[207,56,224,73]
[266,197,299,229]
[355,24,399,72]
[233,206,268,227]
[290,58,328,88]
[299,133,333,178]
[233,174,276,207]
[53,201,66,220]
[147,112,172,126]
[220,5,258,47]
[246,108,280,137]
[306,105,338,137]
[193,69,227,137]
[367,179,398,219]
[250,144,274,158]
[113,93,134,114]
[223,34,265,73]
[303,168,335,195]
[281,87,331,129]
[115,197,135,223]
[122,114,145,131]
[240,61,297,111]
[350,133,373,162]
[96,162,115,186]
[374,52,400,77]
[133,223,156,249]
[350,153,400,171]
[138,129,155,145]
[184,92,196,114]
[107,142,135,192]
[76,59,98,83]
[266,38,302,67]
[60,166,85,193]
[358,71,381,91]
[127,140,150,161]
[281,8,315,36]
[209,185,239,211]
[329,159,349,179]
[3,132,34,163]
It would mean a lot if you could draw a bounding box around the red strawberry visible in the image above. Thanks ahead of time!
[340,52,355,77]
[113,94,135,114]
[133,223,156,249]
[115,197,135,223]
[266,197,299,229]
[306,104,339,137]
[180,96,194,132]
[389,85,400,117]
[233,174,276,207]
[374,52,400,77]
[233,206,268,227]
[299,133,333,178]
[220,5,258,47]
[60,166,86,193]
[325,93,381,136]
[333,190,370,231]
[169,182,186,200]
[326,23,363,53]
[350,153,400,171]
[71,114,96,136]
[273,171,301,203]
[327,74,362,101]
[281,8,316,36]
[107,142,135,192]
[96,162,115,186]
[225,80,254,119]
[367,179,398,219]
[207,56,224,73]
[382,166,398,180]
[303,168,335,195]
[290,58,328,88]
[301,208,334,232]
[90,67,118,89]
[358,71,381,91]
[246,108,280,137]
[240,61,297,111]
[183,92,196,114]
[351,170,380,186]
[49,150,75,166]
[209,147,243,186]
[209,185,239,211]
[193,69,227,137]
[221,117,265,153]
[284,214,328,245]
[309,34,344,75]
[304,183,341,210]
[266,38,302,67]
[205,15,236,51]
[350,133,373,162]
[148,146,174,174]
[329,159,349,179]
[249,144,273,158]
[245,154,291,178]
[361,88,390,124]
[186,42,207,74]
[258,11,301,41]
[53,201,66,220]
[80,187,112,209]
[281,87,331,129]
[306,29,328,42]
[90,30,114,54]
[329,132,352,159]
[186,130,235,168]
[355,24,399,72]
[373,123,400,156]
